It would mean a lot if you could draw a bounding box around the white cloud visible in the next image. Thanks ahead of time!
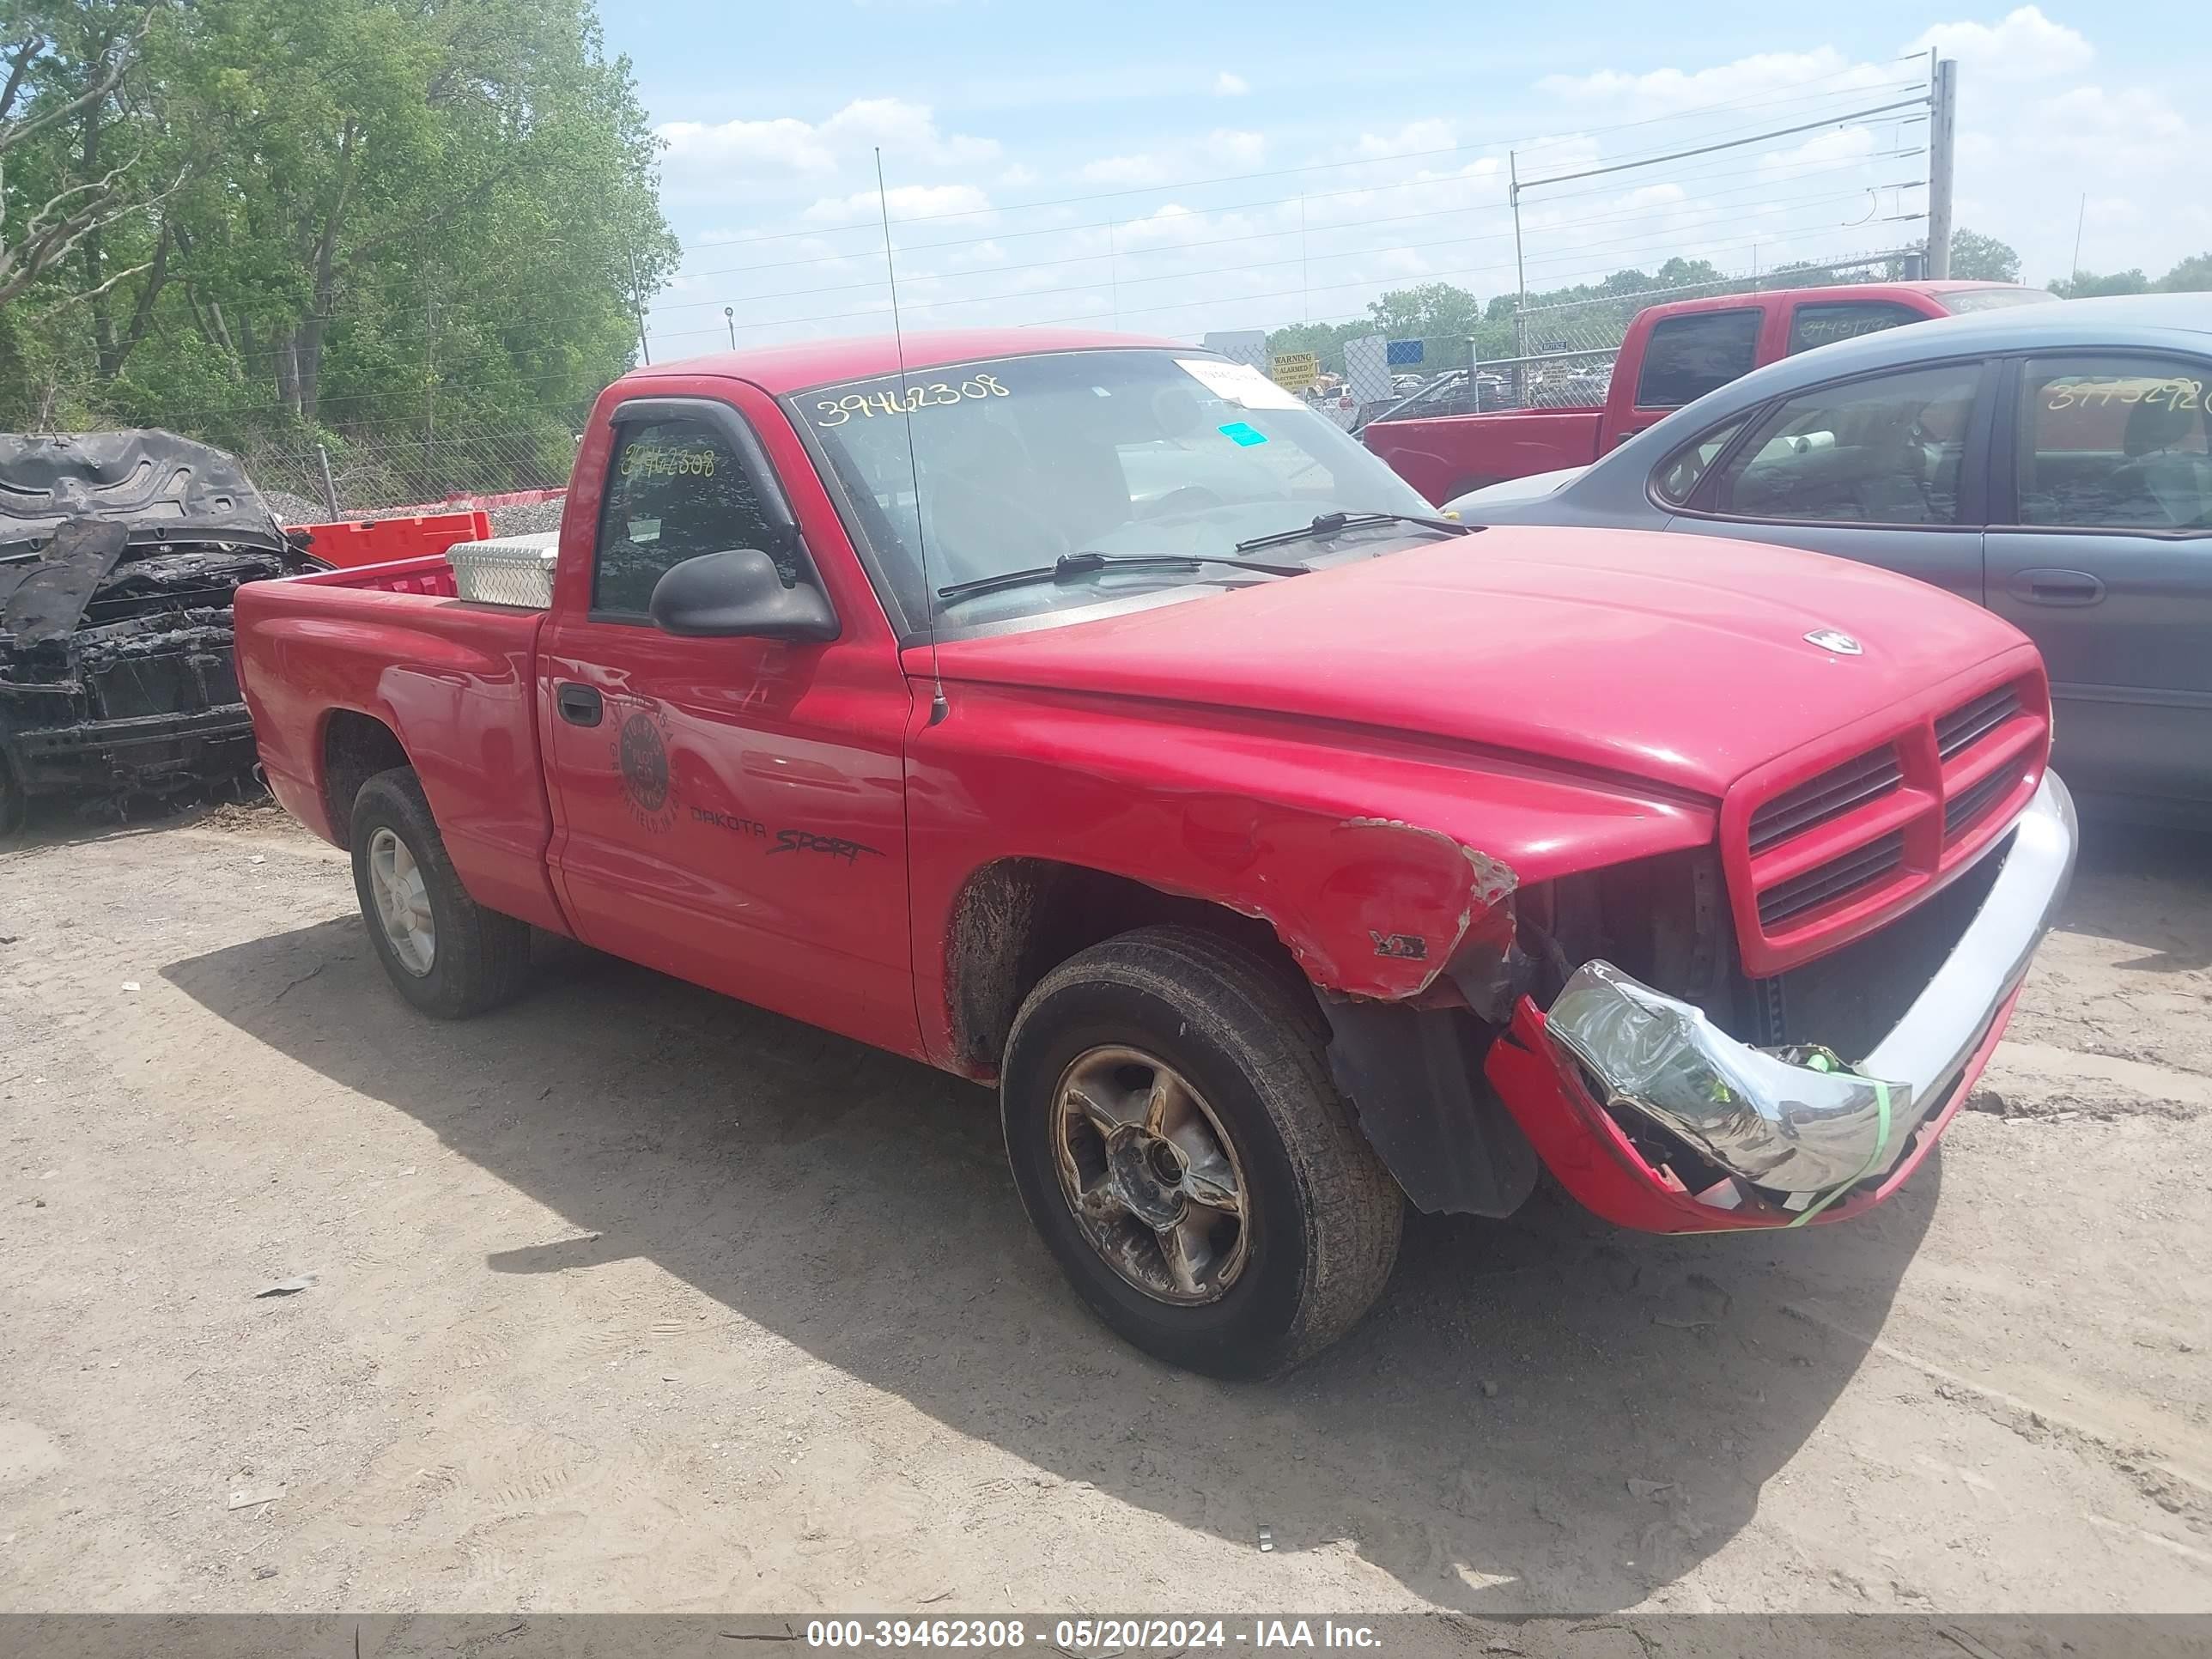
[1354,118,1462,160]
[1540,46,1888,111]
[997,163,1038,188]
[659,115,836,175]
[1208,129,1267,167]
[800,182,994,224]
[658,98,998,199]
[1079,130,1264,187]
[1907,7,2092,81]
[1213,71,1249,97]
[1079,152,1173,187]
[1758,125,1877,172]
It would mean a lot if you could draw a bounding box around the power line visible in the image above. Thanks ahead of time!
[645,155,1915,320]
[659,131,1917,293]
[659,75,1926,254]
[640,178,1913,344]
[641,196,1927,347]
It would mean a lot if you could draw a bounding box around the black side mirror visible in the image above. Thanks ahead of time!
[648,548,838,641]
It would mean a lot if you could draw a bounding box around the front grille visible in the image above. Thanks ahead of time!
[1944,767,2012,838]
[1747,744,1902,854]
[1936,686,2021,759]
[1757,830,1905,928]
[1731,834,2013,1059]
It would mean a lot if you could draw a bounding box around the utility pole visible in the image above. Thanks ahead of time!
[1508,149,1528,406]
[626,245,651,366]
[1925,56,1958,279]
[1508,149,1527,342]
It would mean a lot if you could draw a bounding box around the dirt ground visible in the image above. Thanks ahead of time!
[1,799,2208,1616]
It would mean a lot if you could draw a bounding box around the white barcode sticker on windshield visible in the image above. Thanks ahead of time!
[1173,357,1306,411]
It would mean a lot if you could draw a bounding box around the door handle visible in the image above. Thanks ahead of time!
[556,683,604,726]
[2011,568,2106,606]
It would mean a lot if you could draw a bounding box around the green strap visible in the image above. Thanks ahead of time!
[1786,1080,1893,1228]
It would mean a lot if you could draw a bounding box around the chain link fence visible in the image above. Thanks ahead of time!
[232,426,580,525]
[1489,246,1927,410]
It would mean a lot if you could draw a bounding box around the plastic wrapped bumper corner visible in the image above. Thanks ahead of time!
[1543,771,2076,1201]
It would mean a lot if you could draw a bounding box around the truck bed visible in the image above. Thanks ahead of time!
[1363,406,1605,505]
[232,558,567,933]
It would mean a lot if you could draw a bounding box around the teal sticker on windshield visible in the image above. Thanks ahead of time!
[1218,421,1268,447]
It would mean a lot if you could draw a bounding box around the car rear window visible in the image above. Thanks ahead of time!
[1634,310,1762,409]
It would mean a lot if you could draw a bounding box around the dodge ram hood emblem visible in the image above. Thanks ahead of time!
[1804,627,1863,655]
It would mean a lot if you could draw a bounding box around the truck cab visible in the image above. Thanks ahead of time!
[1363,282,2055,505]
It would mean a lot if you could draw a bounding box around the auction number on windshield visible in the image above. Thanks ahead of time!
[812,374,1009,426]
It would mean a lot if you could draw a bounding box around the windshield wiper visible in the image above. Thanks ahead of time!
[937,549,1311,602]
[1234,510,1478,556]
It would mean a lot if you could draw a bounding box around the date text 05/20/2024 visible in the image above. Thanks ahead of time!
[805,1620,1383,1650]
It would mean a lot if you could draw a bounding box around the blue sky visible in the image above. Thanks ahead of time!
[598,4,2206,356]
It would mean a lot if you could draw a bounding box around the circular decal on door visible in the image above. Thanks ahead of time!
[611,707,676,834]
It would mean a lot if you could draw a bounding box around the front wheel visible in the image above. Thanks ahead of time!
[349,766,532,1018]
[1000,926,1402,1378]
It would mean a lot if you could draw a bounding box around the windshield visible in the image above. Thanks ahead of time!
[798,348,1437,625]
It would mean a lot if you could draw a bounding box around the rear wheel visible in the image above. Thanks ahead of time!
[349,767,532,1018]
[1001,926,1402,1377]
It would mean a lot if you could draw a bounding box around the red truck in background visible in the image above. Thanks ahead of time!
[1364,281,2054,505]
[235,329,2076,1377]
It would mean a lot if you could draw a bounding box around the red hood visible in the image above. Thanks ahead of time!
[926,526,2038,799]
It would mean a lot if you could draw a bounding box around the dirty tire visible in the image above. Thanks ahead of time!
[349,767,532,1018]
[1001,925,1402,1378]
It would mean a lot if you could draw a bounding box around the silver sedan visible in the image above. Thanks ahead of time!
[1449,293,2212,826]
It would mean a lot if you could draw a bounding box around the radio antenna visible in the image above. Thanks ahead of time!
[876,148,947,722]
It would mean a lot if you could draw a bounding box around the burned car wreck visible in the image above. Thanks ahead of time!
[0,431,322,832]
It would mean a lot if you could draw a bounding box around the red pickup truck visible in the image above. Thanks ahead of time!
[235,328,2076,1376]
[1364,282,2054,505]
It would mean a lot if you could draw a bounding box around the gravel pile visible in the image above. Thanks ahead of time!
[486,497,567,537]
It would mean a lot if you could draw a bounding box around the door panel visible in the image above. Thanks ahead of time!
[1987,352,2212,811]
[1663,356,1993,606]
[539,394,921,1056]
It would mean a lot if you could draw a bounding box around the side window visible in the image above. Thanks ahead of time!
[1651,417,1747,507]
[594,416,787,617]
[1634,310,1762,409]
[1709,362,1982,526]
[2014,356,2212,532]
[1786,302,1920,356]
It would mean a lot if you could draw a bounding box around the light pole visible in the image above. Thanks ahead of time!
[724,307,736,350]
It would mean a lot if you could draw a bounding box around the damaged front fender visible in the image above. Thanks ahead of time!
[1212,810,1516,1000]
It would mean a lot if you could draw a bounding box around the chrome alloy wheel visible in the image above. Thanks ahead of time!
[367,827,436,976]
[1051,1045,1249,1304]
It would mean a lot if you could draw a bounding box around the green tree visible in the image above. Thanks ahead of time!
[1364,281,1483,343]
[0,1,165,309]
[1947,228,2021,284]
[2154,252,2212,293]
[4,0,674,498]
[2049,268,2151,299]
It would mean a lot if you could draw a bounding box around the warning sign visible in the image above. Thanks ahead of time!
[1269,352,1320,392]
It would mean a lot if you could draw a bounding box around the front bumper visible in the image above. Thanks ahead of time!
[9,703,258,795]
[1486,771,2075,1230]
